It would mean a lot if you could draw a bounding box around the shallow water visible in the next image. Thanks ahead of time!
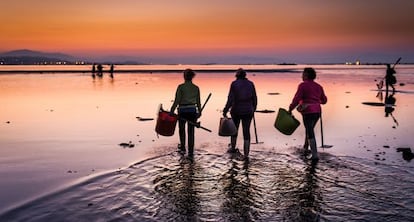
[1,147,413,221]
[1,65,414,220]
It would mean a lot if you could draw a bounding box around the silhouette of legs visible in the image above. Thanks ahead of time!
[303,113,320,161]
[178,111,197,156]
[231,113,253,160]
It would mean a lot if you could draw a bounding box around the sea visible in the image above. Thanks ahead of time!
[0,64,413,221]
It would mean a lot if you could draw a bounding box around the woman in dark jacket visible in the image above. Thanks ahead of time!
[223,68,257,160]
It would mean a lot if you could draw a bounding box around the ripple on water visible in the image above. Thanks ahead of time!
[1,146,414,221]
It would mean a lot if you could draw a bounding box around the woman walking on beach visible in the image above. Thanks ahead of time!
[288,67,327,161]
[170,69,202,157]
[223,68,257,161]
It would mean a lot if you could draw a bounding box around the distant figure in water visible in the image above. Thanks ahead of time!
[109,64,114,78]
[385,64,397,94]
[223,68,257,161]
[97,64,103,77]
[91,63,96,78]
[170,69,202,157]
[288,67,327,162]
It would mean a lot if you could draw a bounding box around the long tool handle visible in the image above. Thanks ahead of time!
[392,57,402,69]
[196,125,212,132]
[253,115,259,143]
[320,112,334,148]
[180,118,212,132]
[320,112,325,146]
[200,93,212,113]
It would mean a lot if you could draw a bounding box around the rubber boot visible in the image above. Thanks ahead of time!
[309,138,319,161]
[188,125,195,156]
[179,129,186,153]
[303,137,310,154]
[243,139,250,160]
[188,146,194,158]
[228,136,237,153]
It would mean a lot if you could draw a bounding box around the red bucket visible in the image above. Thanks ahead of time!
[155,110,178,136]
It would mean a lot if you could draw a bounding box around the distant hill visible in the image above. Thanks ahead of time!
[0,49,77,65]
[1,49,75,60]
[0,49,152,65]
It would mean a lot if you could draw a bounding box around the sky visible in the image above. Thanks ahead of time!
[1,0,414,64]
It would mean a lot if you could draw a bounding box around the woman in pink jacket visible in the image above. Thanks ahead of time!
[288,67,327,161]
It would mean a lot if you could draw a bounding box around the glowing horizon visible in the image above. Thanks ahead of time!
[1,0,414,62]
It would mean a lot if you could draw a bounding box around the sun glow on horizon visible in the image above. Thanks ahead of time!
[1,0,414,61]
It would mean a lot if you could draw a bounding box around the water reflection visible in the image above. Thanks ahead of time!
[153,156,201,221]
[371,86,399,127]
[1,67,414,220]
[384,92,398,126]
[297,162,321,221]
[220,154,256,221]
[1,149,414,221]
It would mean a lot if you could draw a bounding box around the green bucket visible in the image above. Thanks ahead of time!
[274,108,300,135]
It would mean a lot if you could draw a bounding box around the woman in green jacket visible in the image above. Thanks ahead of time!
[170,69,202,157]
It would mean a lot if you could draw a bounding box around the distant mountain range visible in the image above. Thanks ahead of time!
[0,49,78,65]
[1,49,280,65]
[3,49,406,65]
[0,49,151,65]
[1,49,75,60]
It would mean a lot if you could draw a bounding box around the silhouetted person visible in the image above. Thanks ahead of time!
[384,64,398,126]
[288,67,327,162]
[91,63,96,78]
[109,64,114,78]
[223,68,257,161]
[170,69,202,157]
[385,64,396,94]
[97,64,103,77]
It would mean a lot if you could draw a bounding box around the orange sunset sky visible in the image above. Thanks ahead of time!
[1,0,414,63]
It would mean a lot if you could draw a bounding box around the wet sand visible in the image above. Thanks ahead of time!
[1,65,414,220]
[1,148,414,221]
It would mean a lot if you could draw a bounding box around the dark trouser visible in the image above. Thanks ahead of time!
[230,113,253,157]
[302,113,320,140]
[178,110,197,155]
[231,113,253,140]
[231,112,253,152]
[302,113,320,159]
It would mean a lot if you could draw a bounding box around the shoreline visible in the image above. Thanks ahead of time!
[0,68,300,74]
[1,64,413,74]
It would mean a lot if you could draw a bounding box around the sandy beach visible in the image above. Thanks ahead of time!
[1,64,414,220]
